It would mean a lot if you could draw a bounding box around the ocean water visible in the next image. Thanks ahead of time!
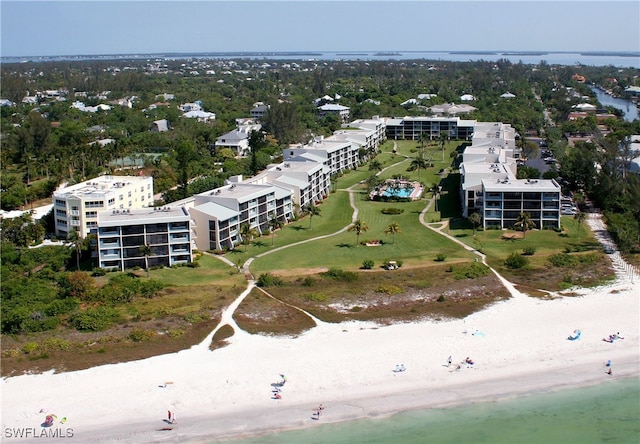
[223,378,640,444]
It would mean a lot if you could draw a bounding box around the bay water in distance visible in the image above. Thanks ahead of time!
[222,377,640,444]
[3,51,639,68]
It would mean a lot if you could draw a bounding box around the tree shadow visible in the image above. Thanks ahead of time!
[252,240,268,248]
[336,243,353,248]
[289,225,306,231]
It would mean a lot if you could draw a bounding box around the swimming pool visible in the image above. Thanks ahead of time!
[382,187,413,198]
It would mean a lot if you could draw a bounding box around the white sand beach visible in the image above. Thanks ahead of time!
[1,269,638,443]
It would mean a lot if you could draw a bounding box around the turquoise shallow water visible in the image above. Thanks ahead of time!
[221,378,640,444]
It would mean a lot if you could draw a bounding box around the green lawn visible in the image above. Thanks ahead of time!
[250,189,474,274]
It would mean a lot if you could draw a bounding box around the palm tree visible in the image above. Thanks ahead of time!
[139,244,152,278]
[385,222,401,244]
[240,223,258,252]
[348,219,369,246]
[368,159,383,173]
[514,212,536,238]
[410,156,427,182]
[574,211,586,238]
[268,213,282,246]
[303,203,321,229]
[468,212,482,235]
[439,132,447,161]
[68,228,83,271]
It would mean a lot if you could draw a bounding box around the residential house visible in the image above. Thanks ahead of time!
[317,103,351,123]
[250,102,270,119]
[215,122,262,157]
[151,119,170,132]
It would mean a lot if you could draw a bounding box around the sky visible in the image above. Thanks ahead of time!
[1,0,639,57]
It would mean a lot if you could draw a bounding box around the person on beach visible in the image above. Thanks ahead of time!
[447,356,452,367]
[606,368,612,375]
[168,411,171,422]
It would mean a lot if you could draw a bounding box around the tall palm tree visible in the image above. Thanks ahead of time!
[410,156,427,182]
[368,159,383,173]
[439,132,447,161]
[139,244,152,278]
[303,203,321,229]
[68,228,83,271]
[514,212,536,238]
[574,211,586,238]
[468,212,482,235]
[268,213,282,246]
[348,219,369,246]
[385,221,401,244]
[239,223,258,252]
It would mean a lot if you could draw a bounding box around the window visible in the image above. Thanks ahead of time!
[85,211,98,218]
[108,198,115,205]
[119,194,124,201]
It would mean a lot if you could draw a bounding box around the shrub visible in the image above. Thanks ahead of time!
[435,254,447,262]
[362,259,375,269]
[375,284,402,295]
[256,273,285,287]
[301,277,315,287]
[381,207,405,215]
[548,253,578,267]
[69,306,120,331]
[437,295,446,302]
[128,328,157,342]
[452,262,491,279]
[322,268,358,282]
[305,292,327,302]
[504,252,529,269]
[183,312,205,324]
[522,247,536,256]
[22,342,39,354]
[41,337,71,351]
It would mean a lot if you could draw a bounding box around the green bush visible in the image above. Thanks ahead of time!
[69,306,120,331]
[435,254,446,262]
[375,284,402,295]
[22,342,39,354]
[256,273,285,287]
[452,262,492,279]
[504,252,529,269]
[41,337,71,351]
[381,207,405,215]
[322,268,358,282]
[183,312,205,323]
[362,259,375,269]
[522,247,536,256]
[305,292,327,302]
[548,253,578,267]
[301,277,315,287]
[128,328,157,342]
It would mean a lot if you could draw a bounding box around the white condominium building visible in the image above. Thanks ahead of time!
[97,206,192,271]
[53,175,154,238]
